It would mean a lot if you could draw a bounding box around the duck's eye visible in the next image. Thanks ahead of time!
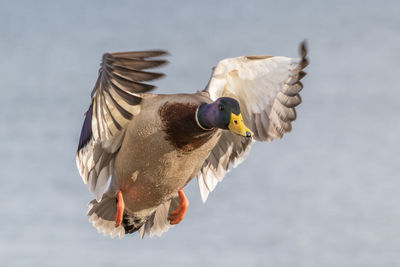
[234,120,238,124]
[218,105,224,111]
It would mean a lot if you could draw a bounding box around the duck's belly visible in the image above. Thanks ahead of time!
[113,107,220,213]
[120,148,211,212]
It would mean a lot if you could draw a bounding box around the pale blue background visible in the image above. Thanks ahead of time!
[1,0,399,266]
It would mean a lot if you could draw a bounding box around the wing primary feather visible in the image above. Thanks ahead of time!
[102,71,142,106]
[93,98,102,139]
[282,82,303,96]
[104,64,158,92]
[298,71,307,81]
[98,90,113,137]
[108,79,143,106]
[125,81,156,93]
[299,41,309,69]
[300,58,309,69]
[110,74,158,94]
[100,75,135,119]
[300,41,308,58]
[100,89,122,131]
[91,75,101,98]
[277,92,302,108]
[102,80,135,120]
[110,59,168,71]
[110,67,165,82]
[110,50,169,59]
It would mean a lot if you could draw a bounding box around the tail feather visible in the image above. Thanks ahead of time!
[122,213,149,234]
[138,194,180,238]
[87,195,125,239]
[86,193,181,239]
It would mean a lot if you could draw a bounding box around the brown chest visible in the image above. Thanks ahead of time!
[158,102,216,153]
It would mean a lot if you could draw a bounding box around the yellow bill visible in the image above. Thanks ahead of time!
[228,113,253,138]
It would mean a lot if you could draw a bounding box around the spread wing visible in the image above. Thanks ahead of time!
[198,42,308,202]
[76,50,168,201]
[197,132,254,202]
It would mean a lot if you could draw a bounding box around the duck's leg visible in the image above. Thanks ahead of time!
[168,189,189,225]
[114,190,125,227]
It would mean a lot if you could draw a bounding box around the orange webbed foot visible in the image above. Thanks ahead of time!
[168,189,189,225]
[114,190,125,227]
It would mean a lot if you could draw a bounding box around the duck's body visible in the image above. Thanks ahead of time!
[115,93,220,213]
[77,43,309,238]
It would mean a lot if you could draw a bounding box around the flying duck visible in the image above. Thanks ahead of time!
[76,42,308,238]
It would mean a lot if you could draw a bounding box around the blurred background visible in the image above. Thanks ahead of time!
[1,0,399,266]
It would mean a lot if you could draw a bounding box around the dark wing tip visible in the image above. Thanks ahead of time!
[299,40,309,69]
[95,49,169,104]
[101,51,170,69]
[109,50,170,59]
[298,71,307,80]
[300,40,308,58]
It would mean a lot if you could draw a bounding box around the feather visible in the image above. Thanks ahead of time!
[277,92,302,108]
[76,50,168,200]
[197,42,308,200]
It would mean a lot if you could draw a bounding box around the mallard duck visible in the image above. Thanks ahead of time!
[76,42,308,238]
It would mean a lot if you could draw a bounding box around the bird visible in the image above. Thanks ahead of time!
[76,42,308,239]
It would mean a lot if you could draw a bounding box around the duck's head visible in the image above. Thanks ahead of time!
[197,97,253,138]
